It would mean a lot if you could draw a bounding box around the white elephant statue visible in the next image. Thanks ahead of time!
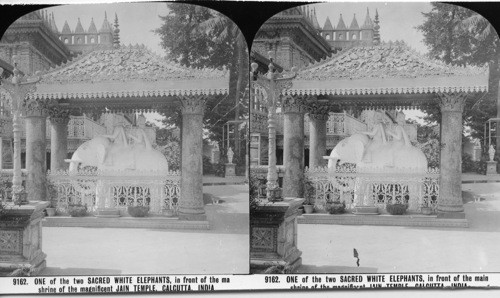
[68,134,169,172]
[327,133,370,169]
[326,131,428,173]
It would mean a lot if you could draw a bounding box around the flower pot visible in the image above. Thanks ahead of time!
[46,207,56,217]
[127,206,149,217]
[421,207,432,215]
[164,209,176,217]
[386,203,407,215]
[68,205,87,217]
[327,202,346,214]
[303,205,314,214]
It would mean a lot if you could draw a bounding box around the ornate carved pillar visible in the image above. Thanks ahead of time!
[282,95,307,198]
[308,105,329,169]
[48,108,70,171]
[437,93,467,218]
[0,68,41,204]
[23,99,50,202]
[178,95,206,221]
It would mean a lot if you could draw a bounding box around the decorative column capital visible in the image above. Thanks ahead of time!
[179,95,207,115]
[308,103,330,121]
[48,106,71,125]
[437,92,468,113]
[281,95,308,114]
[22,97,53,117]
[0,76,40,113]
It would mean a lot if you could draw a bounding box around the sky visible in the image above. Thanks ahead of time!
[44,2,170,55]
[310,2,432,54]
[42,2,434,56]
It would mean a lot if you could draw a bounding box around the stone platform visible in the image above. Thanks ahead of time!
[298,213,468,228]
[43,216,210,230]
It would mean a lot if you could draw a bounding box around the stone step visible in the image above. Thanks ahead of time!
[298,213,468,228]
[43,216,210,230]
[95,208,121,218]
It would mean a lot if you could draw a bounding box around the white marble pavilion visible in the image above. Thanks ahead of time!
[1,44,229,221]
[275,43,488,218]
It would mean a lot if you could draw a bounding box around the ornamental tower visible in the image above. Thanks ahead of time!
[57,11,116,55]
[320,7,380,52]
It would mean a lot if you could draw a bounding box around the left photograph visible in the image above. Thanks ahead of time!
[0,2,249,275]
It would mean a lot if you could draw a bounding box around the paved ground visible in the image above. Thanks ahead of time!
[462,172,500,183]
[297,182,500,273]
[40,184,249,276]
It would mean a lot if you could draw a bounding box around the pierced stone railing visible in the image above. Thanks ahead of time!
[305,165,440,213]
[47,169,181,215]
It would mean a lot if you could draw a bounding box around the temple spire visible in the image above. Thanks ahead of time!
[51,13,58,33]
[88,17,97,33]
[100,11,112,32]
[362,7,374,29]
[350,14,359,29]
[61,20,71,34]
[336,14,346,30]
[312,8,321,30]
[75,17,84,33]
[323,16,334,31]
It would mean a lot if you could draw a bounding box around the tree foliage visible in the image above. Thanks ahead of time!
[417,3,500,148]
[407,119,440,168]
[152,124,181,171]
[154,3,249,151]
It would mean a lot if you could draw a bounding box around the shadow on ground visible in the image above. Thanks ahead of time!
[296,265,378,273]
[40,267,121,276]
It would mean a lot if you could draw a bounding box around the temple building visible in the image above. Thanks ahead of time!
[251,5,381,72]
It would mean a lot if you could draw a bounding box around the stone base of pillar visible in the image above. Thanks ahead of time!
[250,197,304,273]
[0,201,49,276]
[225,163,236,177]
[486,161,498,175]
[437,211,466,219]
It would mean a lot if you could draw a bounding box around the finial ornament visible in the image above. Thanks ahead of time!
[113,13,120,48]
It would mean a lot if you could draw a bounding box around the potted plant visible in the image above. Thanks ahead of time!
[46,201,57,217]
[386,203,407,215]
[326,200,346,214]
[68,203,87,217]
[164,207,177,217]
[303,178,315,214]
[421,203,433,215]
[127,205,149,217]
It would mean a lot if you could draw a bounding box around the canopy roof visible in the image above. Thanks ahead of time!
[287,43,488,96]
[33,45,229,101]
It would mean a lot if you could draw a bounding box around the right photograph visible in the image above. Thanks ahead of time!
[249,2,498,275]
